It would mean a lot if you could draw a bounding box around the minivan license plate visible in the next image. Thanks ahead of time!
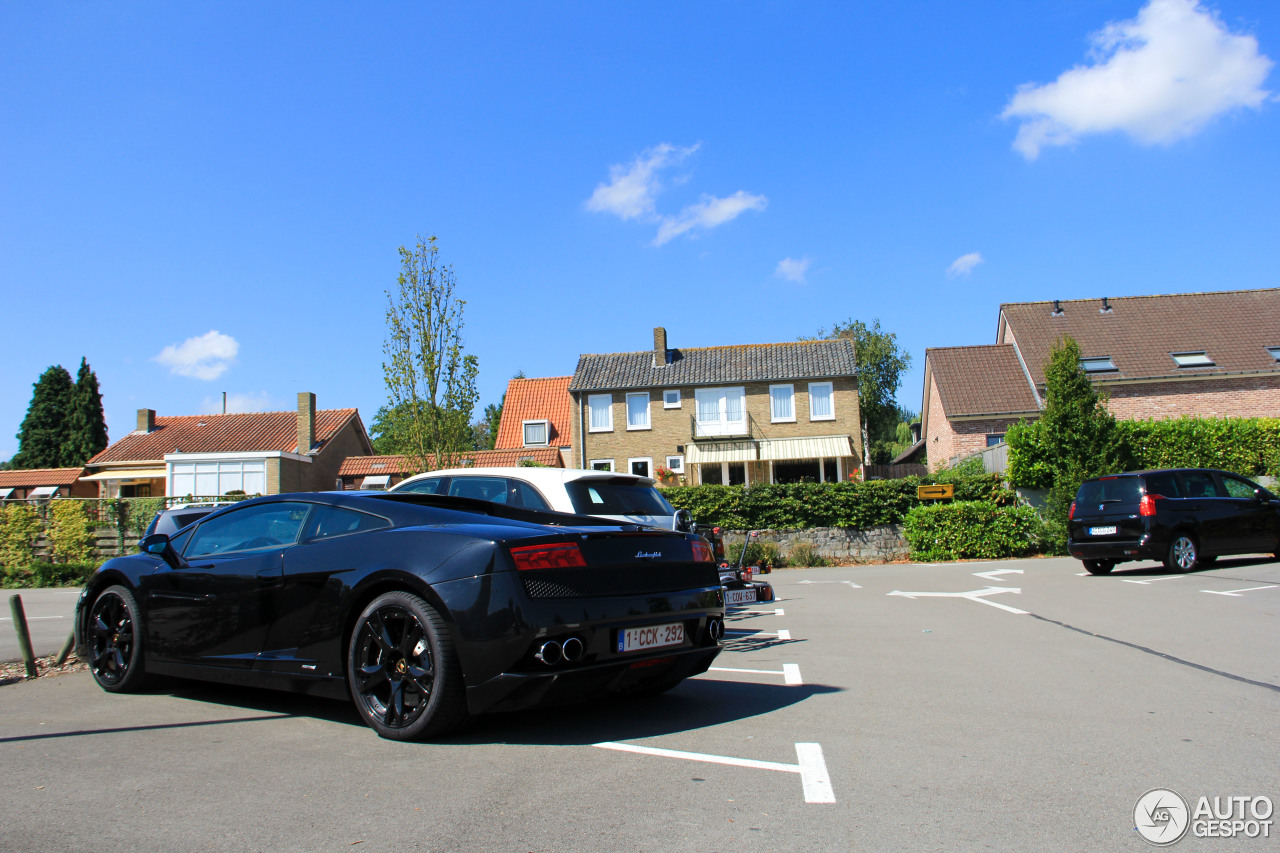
[726,588,757,605]
[1089,526,1117,536]
[618,622,684,653]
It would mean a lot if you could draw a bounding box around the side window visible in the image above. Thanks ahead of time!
[509,480,552,511]
[185,502,311,558]
[170,526,196,556]
[399,478,447,495]
[1178,471,1225,499]
[1220,475,1259,499]
[1143,472,1181,498]
[449,476,508,503]
[304,505,391,541]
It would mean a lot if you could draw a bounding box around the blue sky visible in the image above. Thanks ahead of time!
[2,0,1277,461]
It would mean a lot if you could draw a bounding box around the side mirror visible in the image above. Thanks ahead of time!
[1255,488,1269,503]
[139,533,183,569]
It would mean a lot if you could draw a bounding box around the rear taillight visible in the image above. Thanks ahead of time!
[510,542,588,571]
[1069,501,1075,520]
[691,539,713,562]
[1139,495,1157,517]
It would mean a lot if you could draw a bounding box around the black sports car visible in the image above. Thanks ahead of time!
[75,491,725,740]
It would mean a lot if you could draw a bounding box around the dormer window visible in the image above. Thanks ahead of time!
[1267,347,1280,363]
[1171,351,1214,368]
[1079,357,1117,373]
[522,420,549,446]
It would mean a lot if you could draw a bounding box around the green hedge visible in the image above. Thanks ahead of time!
[1,560,99,589]
[663,474,1012,530]
[902,501,1042,562]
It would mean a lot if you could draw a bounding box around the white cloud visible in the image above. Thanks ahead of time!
[947,252,985,278]
[586,144,766,244]
[653,191,768,246]
[154,330,239,380]
[1002,0,1273,159]
[775,256,812,282]
[585,143,699,220]
[200,391,274,414]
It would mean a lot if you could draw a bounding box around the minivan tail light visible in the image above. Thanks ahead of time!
[1068,501,1075,520]
[510,542,588,571]
[691,539,714,563]
[1139,495,1157,517]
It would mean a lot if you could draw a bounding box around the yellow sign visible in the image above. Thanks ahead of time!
[917,484,955,500]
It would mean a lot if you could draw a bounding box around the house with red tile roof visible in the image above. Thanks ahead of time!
[0,467,95,501]
[81,392,373,497]
[921,288,1280,470]
[335,447,564,490]
[494,376,574,466]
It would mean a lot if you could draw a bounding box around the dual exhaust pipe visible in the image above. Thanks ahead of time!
[707,616,724,641]
[535,636,584,666]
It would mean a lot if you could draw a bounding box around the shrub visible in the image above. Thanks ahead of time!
[726,539,781,569]
[47,500,93,564]
[126,497,167,536]
[786,541,827,568]
[0,504,43,573]
[1,560,98,589]
[902,501,1041,562]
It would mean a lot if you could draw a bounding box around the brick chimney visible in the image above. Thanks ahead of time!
[136,409,156,433]
[297,392,316,454]
[653,327,668,367]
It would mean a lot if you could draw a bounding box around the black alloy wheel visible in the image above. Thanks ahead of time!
[88,585,149,692]
[347,592,468,740]
[1082,559,1115,576]
[1165,534,1200,573]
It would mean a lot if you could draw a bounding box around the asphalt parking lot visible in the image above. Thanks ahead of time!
[3,555,1278,852]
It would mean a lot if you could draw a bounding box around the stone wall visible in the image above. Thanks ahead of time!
[729,524,909,565]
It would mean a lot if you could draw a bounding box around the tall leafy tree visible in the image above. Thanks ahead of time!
[804,318,912,464]
[65,357,109,465]
[382,235,480,472]
[13,365,76,468]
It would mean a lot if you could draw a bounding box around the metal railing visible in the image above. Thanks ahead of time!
[690,411,760,441]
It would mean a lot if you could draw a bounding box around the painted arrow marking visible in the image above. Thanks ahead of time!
[887,586,1027,614]
[796,580,862,589]
[1122,576,1184,585]
[1202,584,1279,597]
[972,569,1023,581]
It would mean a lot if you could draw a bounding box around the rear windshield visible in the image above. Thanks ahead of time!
[1076,477,1142,506]
[565,479,675,517]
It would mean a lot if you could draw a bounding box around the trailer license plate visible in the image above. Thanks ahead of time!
[726,588,757,605]
[618,622,684,653]
[1089,526,1117,536]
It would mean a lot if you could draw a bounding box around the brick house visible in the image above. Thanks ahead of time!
[335,447,564,490]
[81,393,373,497]
[493,375,575,467]
[569,328,862,485]
[0,467,96,501]
[921,288,1280,470]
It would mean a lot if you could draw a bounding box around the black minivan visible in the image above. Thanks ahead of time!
[1068,468,1280,575]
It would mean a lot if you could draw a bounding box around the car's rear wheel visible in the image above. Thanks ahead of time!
[347,592,468,740]
[1165,534,1200,572]
[1082,559,1115,575]
[87,585,150,693]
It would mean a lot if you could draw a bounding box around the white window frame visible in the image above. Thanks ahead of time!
[626,392,651,431]
[666,454,684,474]
[588,394,613,433]
[589,459,614,472]
[628,457,653,478]
[663,388,681,409]
[522,419,549,446]
[808,381,835,421]
[693,386,747,437]
[1079,357,1117,373]
[770,383,795,423]
[1171,351,1215,368]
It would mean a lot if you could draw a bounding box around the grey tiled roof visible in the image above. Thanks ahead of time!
[569,339,857,391]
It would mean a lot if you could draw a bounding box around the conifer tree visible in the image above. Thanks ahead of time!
[65,357,109,465]
[13,365,75,468]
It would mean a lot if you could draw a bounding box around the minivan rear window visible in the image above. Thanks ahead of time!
[565,479,675,517]
[1076,478,1142,506]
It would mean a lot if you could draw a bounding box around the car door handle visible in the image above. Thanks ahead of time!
[257,569,282,584]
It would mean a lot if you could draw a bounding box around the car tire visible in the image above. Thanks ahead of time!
[347,591,468,740]
[1165,534,1200,573]
[1082,559,1115,575]
[87,585,150,693]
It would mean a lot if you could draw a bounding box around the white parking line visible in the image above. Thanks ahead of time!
[1121,576,1184,585]
[782,663,802,685]
[0,615,66,621]
[593,741,835,803]
[732,608,785,616]
[705,663,804,685]
[973,569,1023,581]
[1202,584,1279,597]
[724,629,792,639]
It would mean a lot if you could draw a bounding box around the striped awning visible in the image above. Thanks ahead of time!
[360,474,391,489]
[758,435,854,461]
[686,441,758,464]
[0,487,13,501]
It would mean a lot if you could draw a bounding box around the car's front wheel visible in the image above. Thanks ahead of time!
[347,591,468,740]
[87,585,150,693]
[1082,559,1115,575]
[1165,534,1200,572]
